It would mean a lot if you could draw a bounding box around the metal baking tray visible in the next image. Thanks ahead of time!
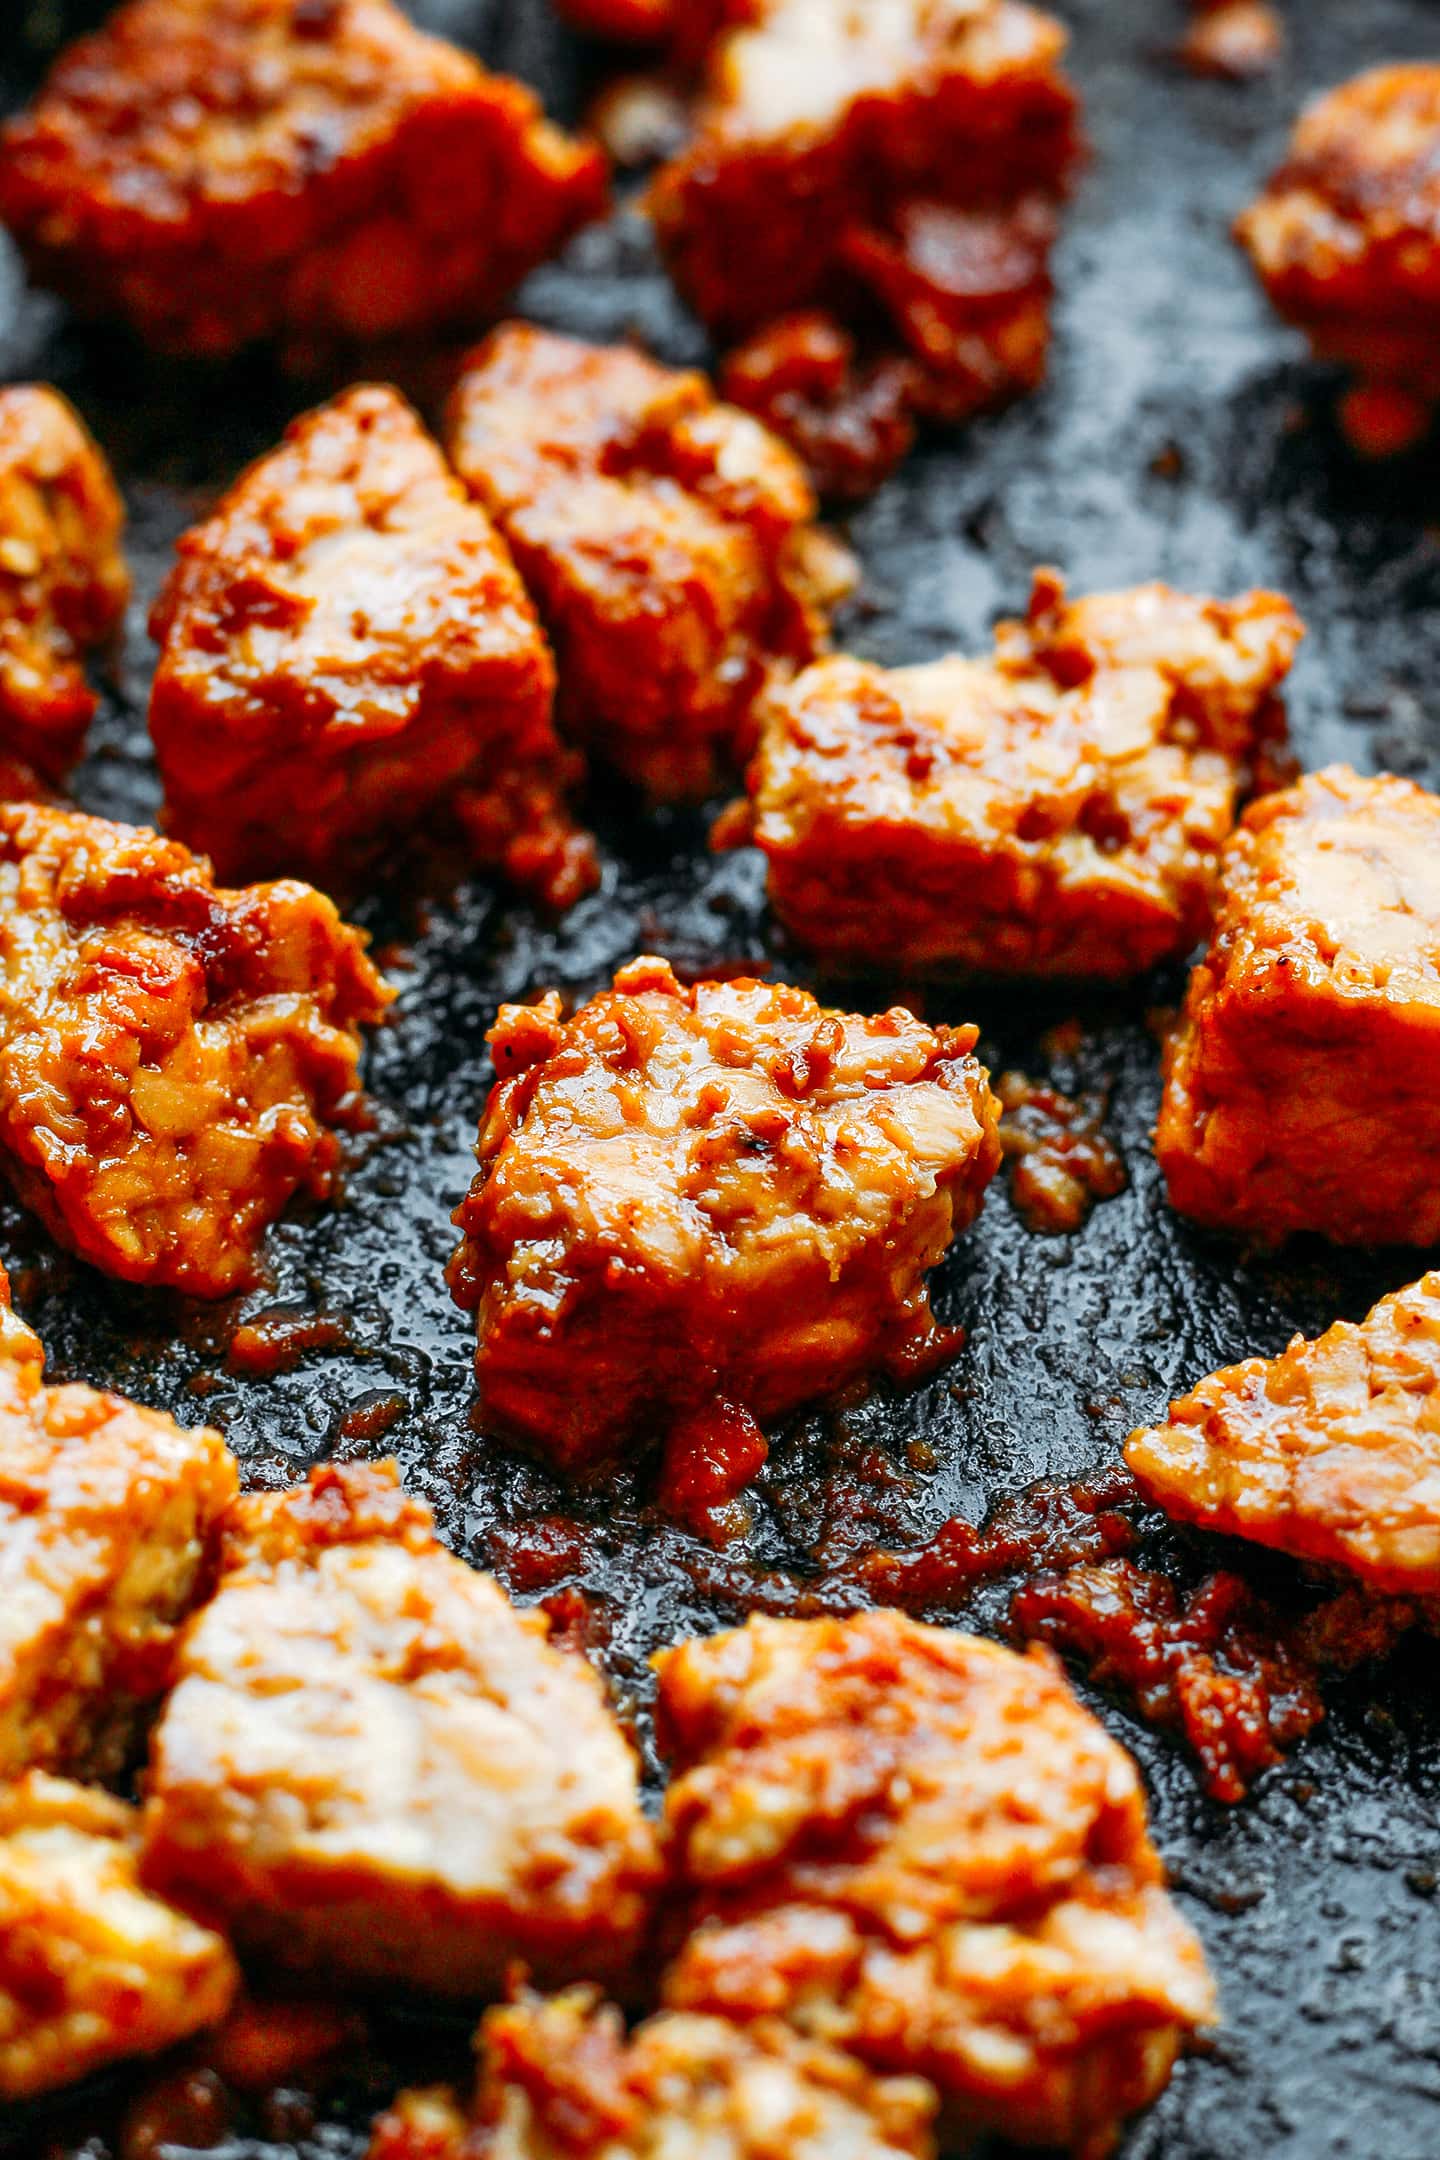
[3,2,1440,2155]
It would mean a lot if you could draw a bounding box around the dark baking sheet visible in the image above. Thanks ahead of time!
[4,2,1440,2155]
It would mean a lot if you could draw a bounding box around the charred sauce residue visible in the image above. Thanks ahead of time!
[226,1305,352,1377]
[855,1469,1421,1802]
[335,1390,408,1447]
[490,1512,594,1594]
[996,1068,1127,1234]
[1013,1557,1423,1803]
[489,1460,1422,1807]
[1014,1560,1324,1803]
[858,1465,1141,1605]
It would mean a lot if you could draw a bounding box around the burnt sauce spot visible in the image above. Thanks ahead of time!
[1013,1559,1424,1803]
[1014,1558,1325,1805]
[996,1067,1128,1234]
[857,1464,1142,1604]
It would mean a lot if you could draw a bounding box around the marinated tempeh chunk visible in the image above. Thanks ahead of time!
[657,1611,1215,2154]
[0,1773,238,2101]
[1237,65,1440,456]
[1156,766,1440,1246]
[1129,1274,1440,1595]
[728,572,1303,977]
[0,385,128,782]
[648,0,1083,492]
[367,1991,937,2160]
[0,0,607,367]
[0,801,392,1293]
[448,957,1000,1483]
[141,1462,661,2000]
[444,325,853,802]
[151,385,595,904]
[0,1277,236,1781]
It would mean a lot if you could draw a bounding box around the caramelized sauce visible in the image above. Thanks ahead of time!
[659,1401,769,1544]
[1014,1559,1321,1802]
[227,1307,352,1376]
[1014,1557,1423,1802]
[720,313,918,503]
[996,1069,1127,1233]
[858,1466,1140,1606]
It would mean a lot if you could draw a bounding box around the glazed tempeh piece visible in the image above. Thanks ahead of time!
[728,571,1302,976]
[648,0,1083,492]
[367,1991,937,2160]
[445,325,853,802]
[0,801,392,1293]
[657,1610,1216,2154]
[0,0,607,367]
[151,384,595,904]
[1180,1,1283,82]
[448,957,1000,1482]
[1157,766,1440,1246]
[0,1276,236,1781]
[0,1773,238,2101]
[1237,65,1440,456]
[1129,1274,1440,1595]
[0,385,127,782]
[142,1462,661,1999]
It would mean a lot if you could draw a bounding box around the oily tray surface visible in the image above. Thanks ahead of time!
[3,2,1440,2156]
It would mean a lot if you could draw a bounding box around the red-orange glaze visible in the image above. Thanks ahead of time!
[1157,768,1440,1246]
[0,801,391,1294]
[1014,1559,1324,1804]
[0,386,128,781]
[445,324,853,802]
[656,1610,1216,2153]
[1237,65,1440,454]
[648,0,1083,494]
[151,385,595,906]
[733,571,1303,977]
[0,0,607,367]
[448,957,1000,1485]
